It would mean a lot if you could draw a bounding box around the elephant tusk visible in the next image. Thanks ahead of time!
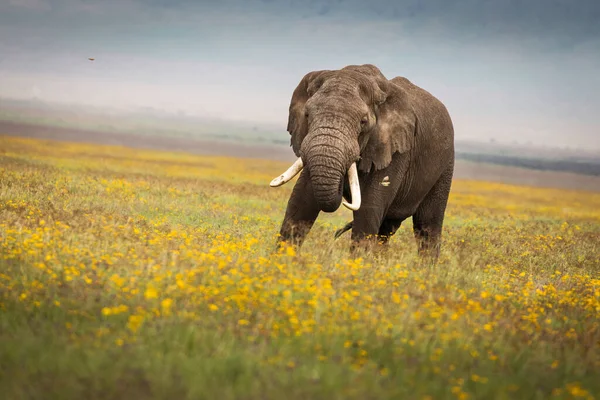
[342,162,361,211]
[270,157,304,187]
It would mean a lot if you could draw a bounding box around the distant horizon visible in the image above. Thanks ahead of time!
[2,95,600,156]
[1,0,598,149]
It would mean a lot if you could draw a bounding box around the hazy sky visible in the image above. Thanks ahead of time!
[1,0,599,148]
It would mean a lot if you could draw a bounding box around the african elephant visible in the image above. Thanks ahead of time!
[269,64,454,258]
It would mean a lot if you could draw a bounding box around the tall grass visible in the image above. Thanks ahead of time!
[1,136,599,399]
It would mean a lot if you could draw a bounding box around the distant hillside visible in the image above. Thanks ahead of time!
[0,97,288,146]
[1,97,599,177]
[456,152,600,177]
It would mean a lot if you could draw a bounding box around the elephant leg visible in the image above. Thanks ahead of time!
[377,217,405,246]
[349,161,407,255]
[412,162,454,259]
[350,208,386,255]
[277,169,321,250]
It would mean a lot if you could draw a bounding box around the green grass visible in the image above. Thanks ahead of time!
[1,135,599,400]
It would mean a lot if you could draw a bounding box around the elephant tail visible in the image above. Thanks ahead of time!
[334,221,353,240]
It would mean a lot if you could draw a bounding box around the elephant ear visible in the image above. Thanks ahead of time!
[287,70,330,156]
[358,78,417,173]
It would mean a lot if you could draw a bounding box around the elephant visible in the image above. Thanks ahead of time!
[269,64,454,258]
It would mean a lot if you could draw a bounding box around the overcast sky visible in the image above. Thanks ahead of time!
[1,0,599,148]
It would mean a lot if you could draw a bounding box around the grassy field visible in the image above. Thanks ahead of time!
[1,135,599,400]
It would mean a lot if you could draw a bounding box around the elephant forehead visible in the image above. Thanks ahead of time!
[313,81,371,106]
[326,71,375,88]
[308,95,366,116]
[331,75,381,105]
[318,77,359,94]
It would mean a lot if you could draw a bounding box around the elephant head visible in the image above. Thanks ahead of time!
[270,64,417,213]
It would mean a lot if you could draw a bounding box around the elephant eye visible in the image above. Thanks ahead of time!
[360,116,368,125]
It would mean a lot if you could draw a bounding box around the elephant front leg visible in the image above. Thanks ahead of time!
[348,170,401,256]
[377,217,405,246]
[349,208,386,256]
[277,169,321,250]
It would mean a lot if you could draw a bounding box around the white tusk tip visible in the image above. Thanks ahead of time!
[343,162,361,211]
[342,201,361,211]
[270,176,285,187]
[269,157,304,188]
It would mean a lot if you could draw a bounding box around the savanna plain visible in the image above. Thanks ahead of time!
[1,135,599,400]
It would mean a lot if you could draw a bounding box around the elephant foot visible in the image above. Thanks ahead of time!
[275,237,300,254]
[416,240,441,263]
[349,234,386,257]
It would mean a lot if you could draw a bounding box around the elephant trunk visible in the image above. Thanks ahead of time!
[301,128,360,213]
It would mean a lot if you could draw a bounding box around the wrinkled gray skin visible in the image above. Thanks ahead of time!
[275,64,454,258]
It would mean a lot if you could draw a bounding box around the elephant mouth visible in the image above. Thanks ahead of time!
[269,158,362,211]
